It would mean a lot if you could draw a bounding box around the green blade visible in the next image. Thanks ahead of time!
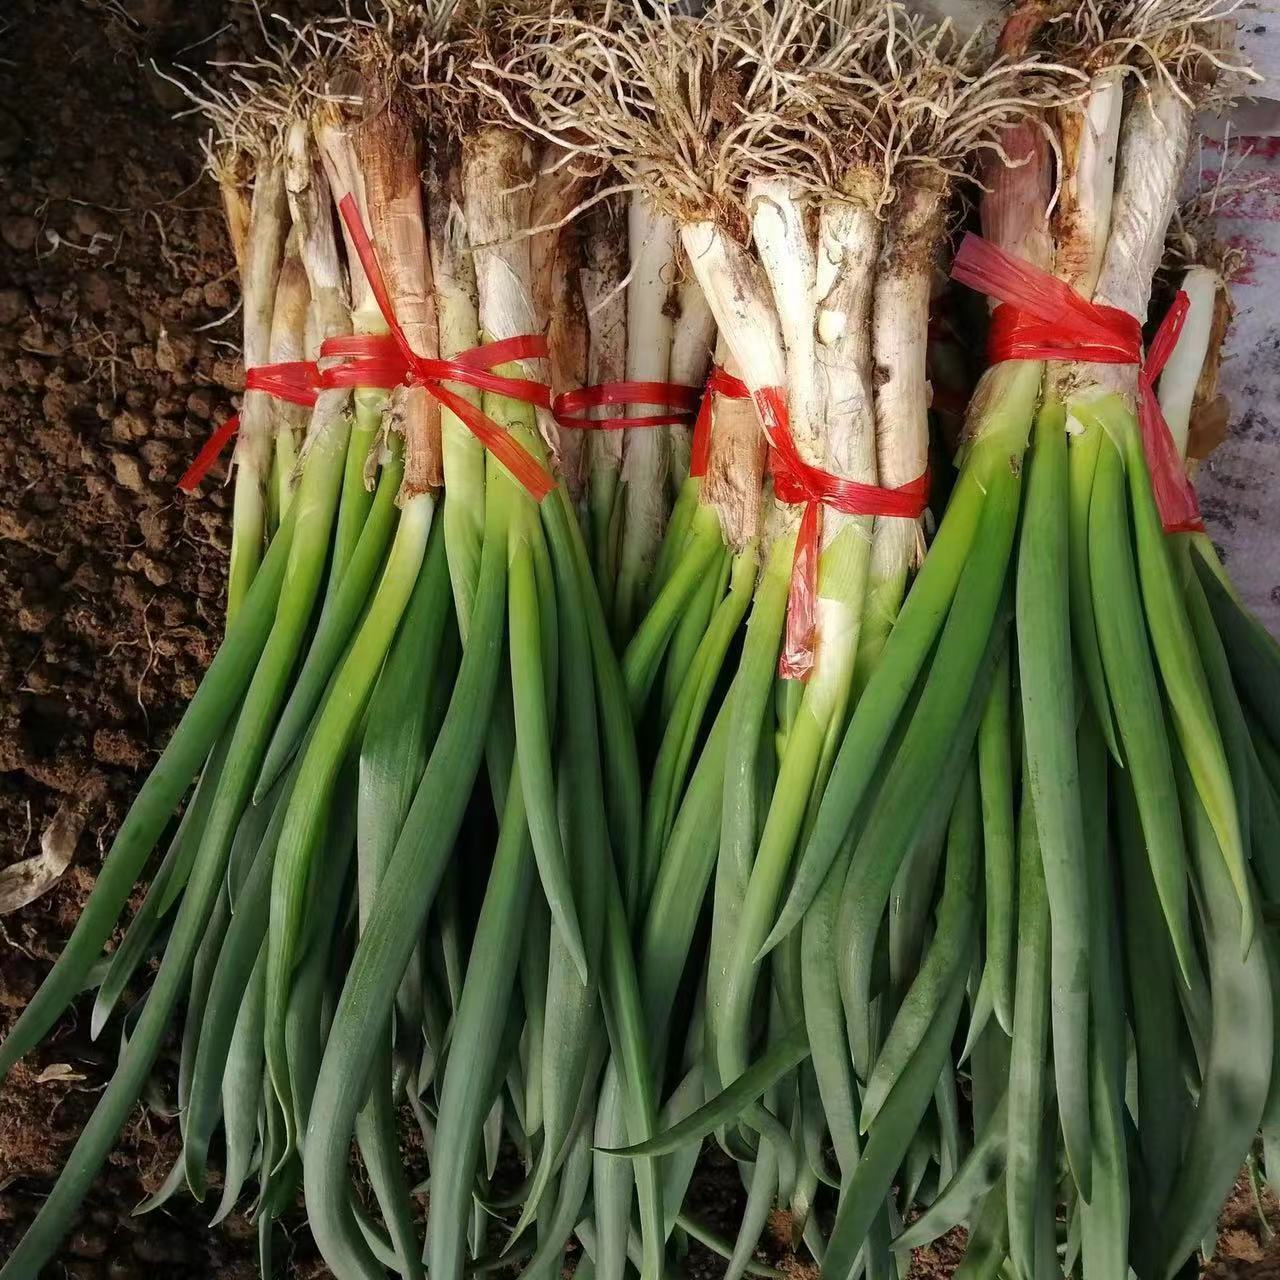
[1004,782,1049,1280]
[602,1022,809,1158]
[1016,399,1091,1198]
[1155,757,1273,1280]
[1089,437,1195,978]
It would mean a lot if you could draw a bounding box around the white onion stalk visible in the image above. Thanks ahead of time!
[285,119,351,349]
[1086,79,1192,404]
[282,118,355,503]
[533,147,592,506]
[550,237,590,501]
[463,128,557,448]
[581,199,629,601]
[228,157,288,622]
[702,339,766,553]
[613,187,680,635]
[354,95,444,500]
[531,147,591,332]
[814,185,881,682]
[860,170,946,669]
[681,220,787,389]
[312,104,382,337]
[265,244,311,524]
[1054,67,1125,302]
[1155,254,1232,618]
[1158,148,1249,477]
[667,270,716,494]
[213,153,252,277]
[679,215,788,535]
[637,262,731,625]
[748,171,870,723]
[750,176,824,458]
[1157,244,1233,603]
[428,145,487,625]
[313,100,394,574]
[1158,263,1222,463]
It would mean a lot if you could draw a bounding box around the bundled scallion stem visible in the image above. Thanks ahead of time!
[224,147,288,620]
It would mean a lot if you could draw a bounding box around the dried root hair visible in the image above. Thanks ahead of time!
[168,63,287,183]
[470,2,792,235]
[1047,0,1260,106]
[318,0,463,126]
[705,0,893,207]
[735,2,1079,213]
[1163,133,1256,279]
[182,1,454,158]
[876,17,1079,186]
[163,7,363,174]
[161,43,292,272]
[483,0,1078,235]
[417,0,574,139]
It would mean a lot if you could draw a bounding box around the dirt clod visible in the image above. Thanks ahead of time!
[1,215,40,253]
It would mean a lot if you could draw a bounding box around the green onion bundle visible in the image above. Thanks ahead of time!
[480,3,1072,1276]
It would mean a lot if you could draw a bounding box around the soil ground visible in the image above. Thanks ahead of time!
[0,3,318,1275]
[0,3,1279,1279]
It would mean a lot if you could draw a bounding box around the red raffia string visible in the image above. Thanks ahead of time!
[318,331,552,401]
[751,386,930,681]
[552,380,700,430]
[336,194,555,500]
[177,360,322,492]
[1137,293,1197,533]
[178,331,557,496]
[244,361,321,407]
[951,231,1201,533]
[178,414,243,492]
[689,366,750,479]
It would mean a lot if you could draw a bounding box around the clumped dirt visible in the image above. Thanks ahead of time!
[1,4,1279,1280]
[1202,1175,1280,1279]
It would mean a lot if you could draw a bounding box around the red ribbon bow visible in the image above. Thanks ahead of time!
[335,195,554,500]
[951,231,1201,534]
[179,200,558,501]
[751,386,931,681]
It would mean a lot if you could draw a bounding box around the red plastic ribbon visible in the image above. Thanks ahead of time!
[177,360,323,492]
[689,367,750,479]
[1137,292,1200,532]
[950,231,1202,532]
[178,413,243,492]
[751,386,930,680]
[552,380,700,430]
[318,332,409,391]
[245,361,321,408]
[336,194,555,501]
